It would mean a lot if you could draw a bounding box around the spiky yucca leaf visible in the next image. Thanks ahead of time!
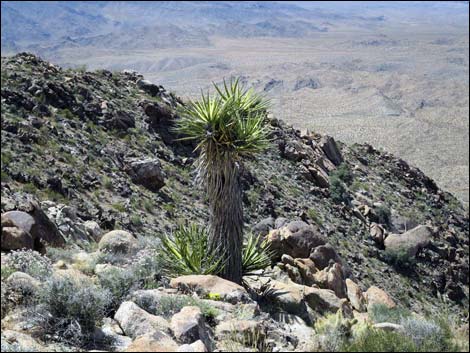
[175,78,270,159]
[242,232,275,276]
[160,224,224,276]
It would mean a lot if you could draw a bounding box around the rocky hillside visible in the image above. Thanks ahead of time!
[1,53,469,352]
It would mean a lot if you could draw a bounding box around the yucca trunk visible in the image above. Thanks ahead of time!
[201,145,244,284]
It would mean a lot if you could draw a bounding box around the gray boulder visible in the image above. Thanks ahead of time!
[125,158,165,191]
[384,225,433,257]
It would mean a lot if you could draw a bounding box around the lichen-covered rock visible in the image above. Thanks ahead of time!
[124,158,165,191]
[266,221,325,259]
[319,135,343,166]
[170,275,252,304]
[170,306,208,344]
[365,286,396,310]
[114,301,170,339]
[98,230,138,254]
[384,225,433,257]
[1,203,65,251]
[345,279,366,312]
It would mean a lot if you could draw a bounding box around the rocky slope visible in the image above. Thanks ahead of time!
[1,53,469,352]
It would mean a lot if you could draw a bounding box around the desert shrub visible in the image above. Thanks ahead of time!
[134,293,218,321]
[36,274,111,346]
[369,303,411,324]
[401,316,448,351]
[1,265,15,281]
[333,163,354,185]
[130,249,162,289]
[314,311,357,351]
[375,205,391,225]
[97,267,136,314]
[4,249,52,280]
[329,175,350,204]
[46,247,77,263]
[307,208,323,226]
[98,250,162,313]
[1,284,9,319]
[383,248,416,272]
[342,327,418,352]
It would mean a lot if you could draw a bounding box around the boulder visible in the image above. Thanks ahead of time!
[6,272,40,305]
[266,221,325,259]
[104,110,135,130]
[345,279,366,312]
[170,275,252,304]
[125,332,178,352]
[252,217,275,236]
[311,263,347,299]
[83,220,103,241]
[1,223,33,251]
[125,158,165,191]
[304,287,352,317]
[319,136,343,166]
[262,280,313,324]
[365,286,396,311]
[1,203,65,251]
[370,222,386,248]
[270,313,314,352]
[137,79,161,96]
[178,340,208,352]
[310,244,342,270]
[293,257,317,286]
[1,330,45,352]
[170,306,208,344]
[94,318,132,351]
[98,230,138,255]
[384,225,433,257]
[279,140,310,162]
[114,301,170,339]
[143,102,173,128]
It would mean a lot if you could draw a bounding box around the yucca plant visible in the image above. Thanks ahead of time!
[160,224,224,276]
[175,78,270,284]
[242,232,275,277]
[161,225,274,278]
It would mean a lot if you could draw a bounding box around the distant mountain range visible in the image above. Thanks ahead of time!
[1,1,396,54]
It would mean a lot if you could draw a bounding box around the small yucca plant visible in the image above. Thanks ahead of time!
[160,224,224,276]
[160,225,274,278]
[242,232,275,277]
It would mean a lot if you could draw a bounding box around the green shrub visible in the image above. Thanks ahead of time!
[369,303,411,324]
[4,250,52,280]
[97,250,162,313]
[329,175,350,204]
[36,274,111,346]
[134,293,218,320]
[342,327,418,352]
[307,208,323,226]
[383,248,416,272]
[333,163,354,185]
[1,266,15,281]
[375,205,391,225]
